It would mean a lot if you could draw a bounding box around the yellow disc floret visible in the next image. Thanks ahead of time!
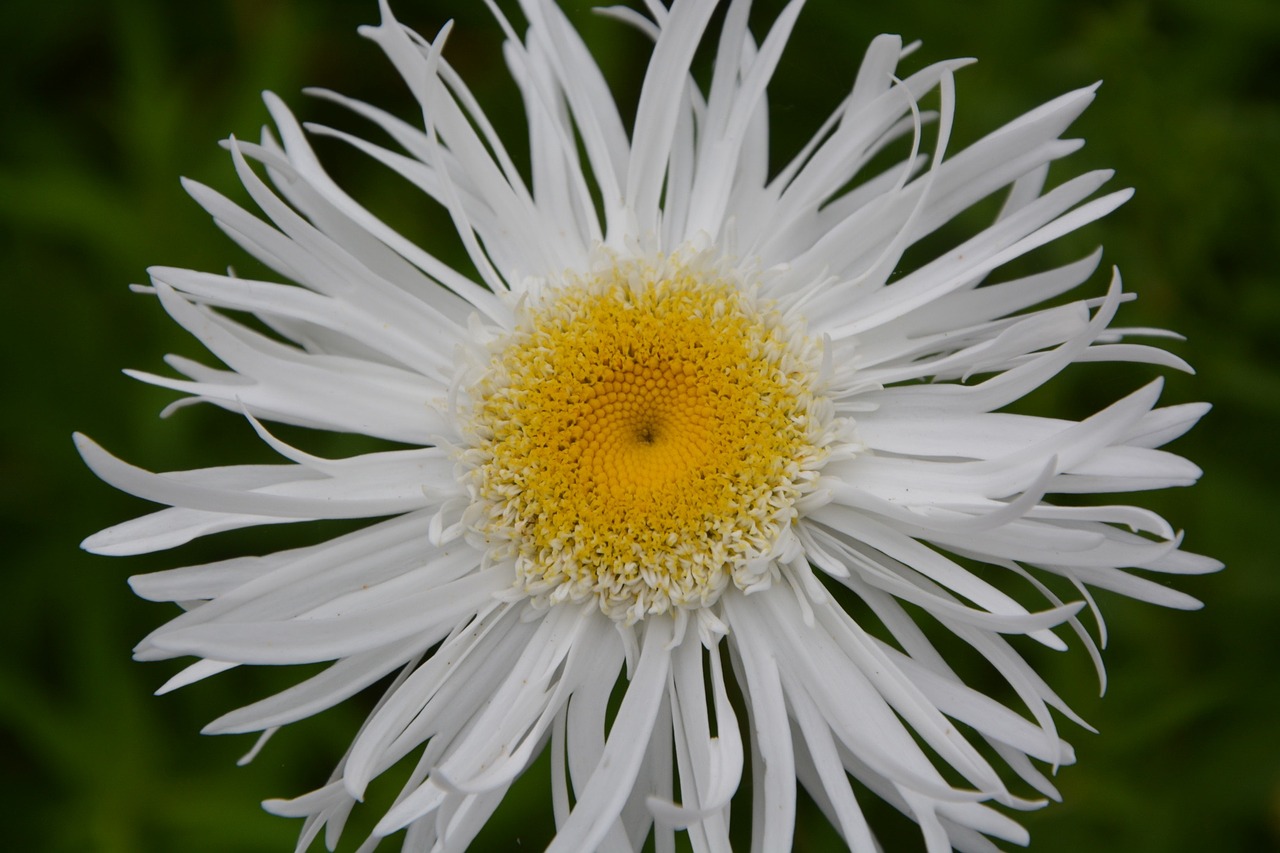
[464,254,830,622]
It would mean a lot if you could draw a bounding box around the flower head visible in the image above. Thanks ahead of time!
[463,250,839,623]
[78,1,1218,850]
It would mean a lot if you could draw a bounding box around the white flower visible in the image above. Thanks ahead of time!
[77,1,1219,850]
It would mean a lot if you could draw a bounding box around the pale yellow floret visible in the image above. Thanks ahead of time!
[465,255,831,622]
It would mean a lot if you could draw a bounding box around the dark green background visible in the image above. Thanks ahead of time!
[3,0,1277,850]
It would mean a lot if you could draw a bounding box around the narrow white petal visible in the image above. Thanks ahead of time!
[150,568,506,664]
[76,433,437,520]
[546,618,673,853]
[723,596,797,853]
[625,0,719,237]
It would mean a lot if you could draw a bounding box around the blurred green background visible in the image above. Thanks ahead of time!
[2,0,1277,850]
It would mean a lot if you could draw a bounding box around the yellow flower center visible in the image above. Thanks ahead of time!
[466,255,829,622]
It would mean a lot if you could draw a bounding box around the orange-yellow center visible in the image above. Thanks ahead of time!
[466,257,828,622]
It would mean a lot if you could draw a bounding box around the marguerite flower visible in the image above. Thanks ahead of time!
[77,1,1219,850]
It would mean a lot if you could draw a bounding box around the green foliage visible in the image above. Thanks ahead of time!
[2,0,1276,850]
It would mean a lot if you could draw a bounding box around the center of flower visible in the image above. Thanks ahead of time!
[465,255,830,622]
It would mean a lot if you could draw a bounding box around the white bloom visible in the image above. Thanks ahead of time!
[78,1,1219,851]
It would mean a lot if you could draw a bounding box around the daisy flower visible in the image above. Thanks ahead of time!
[77,0,1219,850]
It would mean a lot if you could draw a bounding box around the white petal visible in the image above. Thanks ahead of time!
[546,618,673,853]
[150,568,506,664]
